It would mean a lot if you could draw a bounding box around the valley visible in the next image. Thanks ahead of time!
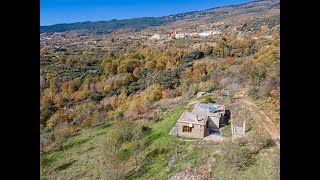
[40,0,280,179]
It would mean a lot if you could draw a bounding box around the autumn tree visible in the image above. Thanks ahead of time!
[116,89,127,108]
[145,61,156,70]
[143,84,162,103]
[133,67,140,78]
[123,73,134,86]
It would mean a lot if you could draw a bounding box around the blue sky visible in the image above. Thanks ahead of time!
[40,0,256,26]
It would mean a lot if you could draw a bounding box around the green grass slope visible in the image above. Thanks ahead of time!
[41,100,279,180]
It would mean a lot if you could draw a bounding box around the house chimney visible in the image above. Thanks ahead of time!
[195,115,199,123]
[243,121,246,134]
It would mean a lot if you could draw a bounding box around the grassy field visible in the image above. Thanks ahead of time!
[41,121,113,179]
[41,99,279,180]
[41,104,190,179]
[128,104,190,180]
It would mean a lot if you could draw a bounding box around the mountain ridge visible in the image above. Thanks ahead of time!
[40,0,275,34]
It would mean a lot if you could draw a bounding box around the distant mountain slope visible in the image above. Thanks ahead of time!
[40,0,278,34]
[40,17,176,34]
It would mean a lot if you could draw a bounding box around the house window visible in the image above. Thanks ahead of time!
[183,126,192,132]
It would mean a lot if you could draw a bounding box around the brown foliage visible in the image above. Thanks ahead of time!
[54,123,72,149]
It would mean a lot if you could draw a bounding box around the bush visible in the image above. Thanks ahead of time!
[40,108,54,127]
[104,121,129,179]
[54,123,72,149]
[104,121,146,179]
[205,84,218,93]
[139,68,152,78]
[40,128,54,153]
[204,46,214,55]
[71,111,88,125]
[112,111,124,121]
[204,96,214,103]
[82,117,93,128]
[221,142,255,171]
[162,89,175,99]
[104,84,112,91]
[248,132,275,154]
[186,50,205,60]
[89,92,104,101]
[180,50,204,64]
[154,70,180,89]
[127,81,144,95]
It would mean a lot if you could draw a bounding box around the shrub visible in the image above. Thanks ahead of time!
[248,132,275,154]
[139,68,152,78]
[104,122,128,179]
[145,61,156,70]
[104,84,112,91]
[154,70,180,89]
[204,46,214,55]
[133,67,140,77]
[71,111,88,125]
[112,111,124,121]
[40,108,54,127]
[221,142,255,171]
[54,123,72,149]
[89,92,104,101]
[103,121,145,179]
[46,112,65,129]
[123,73,134,86]
[162,89,175,99]
[127,81,144,95]
[82,117,93,128]
[206,61,217,72]
[180,50,204,64]
[205,84,218,93]
[72,91,87,101]
[187,50,205,60]
[204,96,214,103]
[40,128,54,153]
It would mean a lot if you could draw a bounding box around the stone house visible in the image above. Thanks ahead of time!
[175,103,225,138]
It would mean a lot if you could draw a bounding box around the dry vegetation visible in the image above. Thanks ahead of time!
[40,0,280,179]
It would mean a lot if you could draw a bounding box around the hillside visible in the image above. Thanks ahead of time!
[40,17,175,34]
[40,0,278,34]
[40,0,280,179]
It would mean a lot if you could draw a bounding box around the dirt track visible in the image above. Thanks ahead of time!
[240,97,280,141]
